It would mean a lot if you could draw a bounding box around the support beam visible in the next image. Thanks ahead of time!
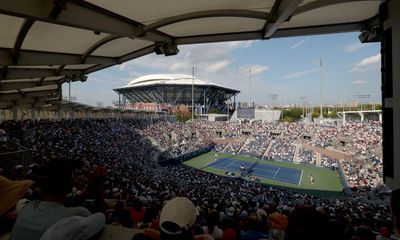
[293,0,371,16]
[175,21,365,45]
[2,68,82,80]
[117,45,156,64]
[55,65,65,75]
[0,79,60,91]
[272,22,365,38]
[0,96,60,109]
[359,112,364,121]
[0,48,117,66]
[0,89,60,101]
[12,19,35,64]
[176,32,263,45]
[17,89,25,98]
[81,35,122,63]
[12,105,18,121]
[263,0,304,39]
[381,0,399,189]
[30,108,36,121]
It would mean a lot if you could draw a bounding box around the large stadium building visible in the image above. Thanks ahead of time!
[114,74,240,114]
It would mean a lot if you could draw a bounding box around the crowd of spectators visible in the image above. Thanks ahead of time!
[239,135,270,159]
[264,139,295,162]
[320,155,339,169]
[0,118,393,240]
[297,148,317,165]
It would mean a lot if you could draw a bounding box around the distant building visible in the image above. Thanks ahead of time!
[114,74,239,114]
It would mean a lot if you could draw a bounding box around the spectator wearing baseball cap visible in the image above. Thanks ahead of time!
[159,197,199,240]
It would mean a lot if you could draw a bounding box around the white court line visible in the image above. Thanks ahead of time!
[299,169,304,186]
[224,162,235,170]
[272,167,280,179]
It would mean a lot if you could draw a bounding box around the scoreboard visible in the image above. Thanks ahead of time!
[237,108,255,119]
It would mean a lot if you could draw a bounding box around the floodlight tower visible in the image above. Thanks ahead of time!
[319,58,324,119]
[300,96,307,118]
[353,94,371,111]
[192,67,195,121]
[269,93,279,121]
[249,67,252,106]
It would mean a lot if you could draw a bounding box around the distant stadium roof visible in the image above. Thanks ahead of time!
[124,74,237,90]
[0,0,380,109]
[114,74,239,111]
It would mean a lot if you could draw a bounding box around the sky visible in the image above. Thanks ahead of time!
[62,32,381,107]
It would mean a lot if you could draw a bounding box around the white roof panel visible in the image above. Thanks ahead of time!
[22,21,109,54]
[0,14,24,48]
[92,38,153,57]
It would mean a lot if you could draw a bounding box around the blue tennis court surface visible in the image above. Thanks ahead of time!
[208,158,302,185]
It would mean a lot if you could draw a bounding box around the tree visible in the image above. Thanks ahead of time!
[312,111,320,119]
[175,111,191,122]
[209,108,220,114]
[282,108,302,122]
[282,116,293,122]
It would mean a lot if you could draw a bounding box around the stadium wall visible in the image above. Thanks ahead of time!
[158,145,214,166]
[231,109,281,122]
[336,163,351,195]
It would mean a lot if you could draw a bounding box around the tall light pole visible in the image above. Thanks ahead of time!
[319,58,324,119]
[192,67,195,121]
[249,67,252,107]
[300,96,307,118]
[353,94,370,111]
[269,94,278,121]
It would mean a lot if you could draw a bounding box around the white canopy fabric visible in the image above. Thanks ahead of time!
[0,0,381,109]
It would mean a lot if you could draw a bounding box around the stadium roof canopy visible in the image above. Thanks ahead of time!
[114,74,239,110]
[0,0,381,109]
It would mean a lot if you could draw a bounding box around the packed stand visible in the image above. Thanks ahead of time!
[0,118,394,240]
[264,139,295,162]
[297,148,317,164]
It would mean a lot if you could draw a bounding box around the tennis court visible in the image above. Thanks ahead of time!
[208,158,303,185]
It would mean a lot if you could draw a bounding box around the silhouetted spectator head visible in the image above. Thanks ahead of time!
[286,205,331,240]
[391,188,400,234]
[36,159,80,198]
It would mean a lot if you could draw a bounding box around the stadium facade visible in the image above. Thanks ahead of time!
[114,74,240,114]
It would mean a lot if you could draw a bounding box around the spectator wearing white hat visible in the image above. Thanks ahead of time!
[159,197,201,240]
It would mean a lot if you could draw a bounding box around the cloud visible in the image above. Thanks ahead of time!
[289,39,308,50]
[238,65,269,76]
[206,60,231,73]
[352,80,366,85]
[283,68,319,79]
[118,41,253,77]
[343,41,368,53]
[350,54,380,72]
